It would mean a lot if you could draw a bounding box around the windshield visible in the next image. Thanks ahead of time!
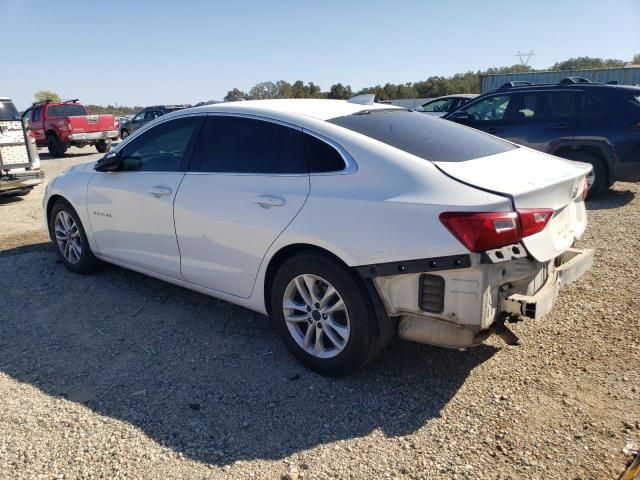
[328,110,515,162]
[47,104,87,117]
[0,100,20,121]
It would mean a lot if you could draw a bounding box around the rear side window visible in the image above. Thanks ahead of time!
[511,91,576,120]
[577,93,606,116]
[329,110,515,162]
[0,100,20,121]
[193,116,306,174]
[47,104,86,117]
[32,108,42,121]
[304,134,346,172]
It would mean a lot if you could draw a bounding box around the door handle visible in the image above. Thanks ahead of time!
[254,195,286,208]
[485,127,501,134]
[148,185,173,197]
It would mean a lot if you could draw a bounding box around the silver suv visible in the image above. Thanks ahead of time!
[0,97,43,197]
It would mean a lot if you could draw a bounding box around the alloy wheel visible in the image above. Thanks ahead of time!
[54,210,82,264]
[282,274,350,359]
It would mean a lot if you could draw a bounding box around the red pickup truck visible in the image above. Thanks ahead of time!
[23,100,118,157]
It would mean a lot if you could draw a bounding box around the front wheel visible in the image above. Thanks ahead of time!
[271,253,380,376]
[49,200,99,274]
[96,140,111,153]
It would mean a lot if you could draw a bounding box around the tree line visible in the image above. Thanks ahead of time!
[224,56,637,101]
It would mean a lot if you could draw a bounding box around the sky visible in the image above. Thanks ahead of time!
[1,0,639,110]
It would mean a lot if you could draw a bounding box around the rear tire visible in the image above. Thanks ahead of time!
[49,199,99,274]
[47,133,67,158]
[270,253,380,376]
[96,140,111,153]
[560,151,608,198]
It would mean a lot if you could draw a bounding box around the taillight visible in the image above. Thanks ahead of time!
[27,131,36,144]
[582,183,589,201]
[519,209,554,237]
[439,209,553,252]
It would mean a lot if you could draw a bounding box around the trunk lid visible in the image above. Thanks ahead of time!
[434,147,590,262]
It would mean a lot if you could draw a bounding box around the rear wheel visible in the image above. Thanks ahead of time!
[271,253,380,376]
[560,151,608,198]
[96,140,111,153]
[49,200,99,274]
[47,133,67,158]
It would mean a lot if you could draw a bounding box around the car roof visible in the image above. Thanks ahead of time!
[491,83,640,94]
[183,99,402,121]
[427,94,478,100]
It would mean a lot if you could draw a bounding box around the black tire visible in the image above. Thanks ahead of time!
[49,199,99,274]
[16,188,32,197]
[96,140,111,154]
[46,133,67,158]
[560,151,608,198]
[271,253,380,376]
[120,129,129,139]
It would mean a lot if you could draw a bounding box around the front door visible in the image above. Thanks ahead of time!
[174,115,310,298]
[87,115,203,278]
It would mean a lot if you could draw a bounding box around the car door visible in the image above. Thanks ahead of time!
[28,107,45,144]
[174,114,310,298]
[453,93,514,136]
[87,115,203,278]
[498,90,578,151]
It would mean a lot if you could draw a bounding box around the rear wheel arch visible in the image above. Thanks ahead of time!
[551,142,613,185]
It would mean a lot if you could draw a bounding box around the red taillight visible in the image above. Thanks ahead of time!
[518,209,553,237]
[439,209,553,253]
[582,183,589,201]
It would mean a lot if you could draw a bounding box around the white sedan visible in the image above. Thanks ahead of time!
[43,96,593,376]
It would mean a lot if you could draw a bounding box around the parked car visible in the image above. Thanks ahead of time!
[23,100,118,157]
[0,97,44,197]
[444,78,640,196]
[44,97,592,376]
[120,105,190,139]
[419,94,477,116]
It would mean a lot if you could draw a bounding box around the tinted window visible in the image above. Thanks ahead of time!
[463,94,512,121]
[119,116,200,172]
[47,104,86,117]
[32,108,42,122]
[0,100,20,121]
[132,112,145,122]
[511,92,576,120]
[193,116,306,174]
[304,134,346,172]
[329,110,514,162]
[421,98,458,113]
[577,93,606,116]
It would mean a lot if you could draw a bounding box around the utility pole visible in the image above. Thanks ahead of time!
[515,50,535,66]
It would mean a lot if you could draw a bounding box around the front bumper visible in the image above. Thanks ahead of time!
[0,169,45,193]
[68,130,118,142]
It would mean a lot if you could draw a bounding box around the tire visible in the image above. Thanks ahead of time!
[560,151,608,198]
[120,129,129,139]
[49,199,99,274]
[270,253,380,376]
[46,133,67,158]
[96,140,111,154]
[16,188,32,197]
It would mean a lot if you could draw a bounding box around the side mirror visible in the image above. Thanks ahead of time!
[448,111,470,122]
[94,151,122,172]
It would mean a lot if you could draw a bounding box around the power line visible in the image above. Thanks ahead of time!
[515,50,535,66]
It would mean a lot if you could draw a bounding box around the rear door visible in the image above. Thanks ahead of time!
[498,90,578,151]
[174,114,310,298]
[87,115,203,277]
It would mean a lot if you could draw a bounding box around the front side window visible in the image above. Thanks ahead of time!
[118,116,201,172]
[32,108,42,122]
[132,112,145,122]
[329,109,515,162]
[463,94,512,121]
[192,116,306,174]
[47,104,86,117]
[0,100,20,121]
[144,111,159,120]
[421,98,458,113]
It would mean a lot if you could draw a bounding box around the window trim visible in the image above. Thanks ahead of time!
[302,128,357,175]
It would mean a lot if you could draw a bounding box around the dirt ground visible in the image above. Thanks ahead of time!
[1,147,639,479]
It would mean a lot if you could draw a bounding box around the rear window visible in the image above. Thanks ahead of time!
[0,100,20,121]
[328,110,515,162]
[47,104,87,117]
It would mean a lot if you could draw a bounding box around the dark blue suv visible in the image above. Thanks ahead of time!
[444,78,640,197]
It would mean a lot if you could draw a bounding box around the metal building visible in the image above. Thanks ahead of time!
[480,66,640,93]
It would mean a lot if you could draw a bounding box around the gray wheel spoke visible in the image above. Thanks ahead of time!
[302,274,321,304]
[323,297,345,314]
[55,210,82,264]
[314,326,324,354]
[319,284,336,309]
[285,312,309,324]
[294,277,313,307]
[284,298,308,313]
[303,324,315,349]
[323,322,344,349]
[326,317,349,340]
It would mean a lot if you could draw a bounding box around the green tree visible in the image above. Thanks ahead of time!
[328,83,352,99]
[633,53,640,65]
[224,88,248,102]
[249,81,280,99]
[34,90,60,103]
[551,56,625,71]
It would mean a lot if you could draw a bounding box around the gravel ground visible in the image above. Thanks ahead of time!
[1,148,639,479]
